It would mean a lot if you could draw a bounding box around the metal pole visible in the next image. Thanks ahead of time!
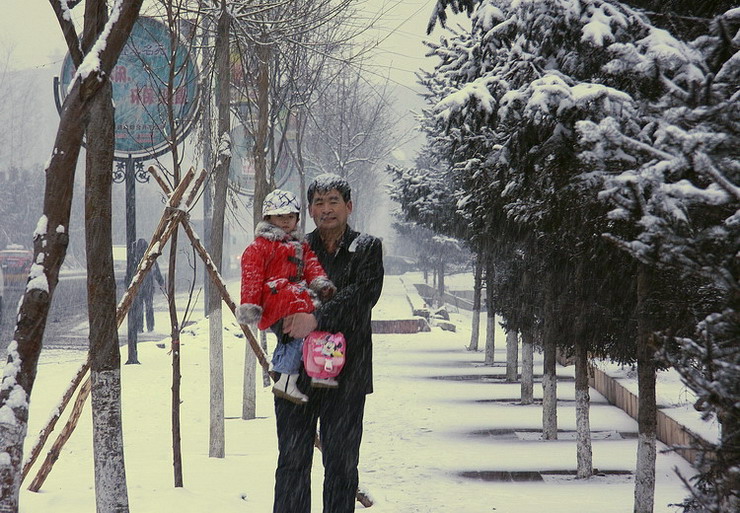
[125,154,140,364]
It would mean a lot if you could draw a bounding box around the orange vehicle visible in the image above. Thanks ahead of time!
[0,244,34,288]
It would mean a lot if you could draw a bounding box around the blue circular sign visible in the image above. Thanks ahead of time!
[59,17,199,159]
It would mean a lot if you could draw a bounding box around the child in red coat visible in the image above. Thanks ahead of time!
[237,189,335,403]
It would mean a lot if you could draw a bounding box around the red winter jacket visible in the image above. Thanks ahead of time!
[237,221,334,331]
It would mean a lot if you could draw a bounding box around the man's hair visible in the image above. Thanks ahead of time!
[307,173,351,204]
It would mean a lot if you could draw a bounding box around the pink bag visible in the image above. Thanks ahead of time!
[303,331,346,379]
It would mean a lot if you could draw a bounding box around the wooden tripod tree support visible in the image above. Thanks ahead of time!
[24,166,373,507]
[24,169,198,491]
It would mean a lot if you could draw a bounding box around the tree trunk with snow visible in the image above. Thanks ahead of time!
[0,3,143,510]
[84,2,130,502]
[242,330,257,420]
[207,0,231,460]
[505,329,518,382]
[542,304,558,440]
[574,334,593,479]
[90,370,128,512]
[240,318,257,420]
[468,254,482,351]
[520,329,534,405]
[484,260,495,366]
[542,337,558,440]
[634,266,657,513]
[260,330,270,388]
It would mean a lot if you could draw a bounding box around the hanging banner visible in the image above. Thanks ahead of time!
[58,17,200,159]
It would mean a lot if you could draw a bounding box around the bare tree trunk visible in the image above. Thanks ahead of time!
[0,3,143,510]
[542,338,558,439]
[207,0,231,459]
[437,260,445,299]
[634,266,657,513]
[573,259,593,480]
[84,3,129,501]
[484,260,495,366]
[253,40,270,215]
[293,112,308,232]
[200,16,213,319]
[239,35,270,422]
[167,226,183,488]
[542,337,558,440]
[468,253,483,351]
[260,330,270,387]
[520,328,534,405]
[574,335,593,479]
[208,306,225,456]
[242,329,257,420]
[542,302,558,440]
[506,329,518,382]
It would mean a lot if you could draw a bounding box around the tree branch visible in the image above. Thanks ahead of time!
[48,0,84,66]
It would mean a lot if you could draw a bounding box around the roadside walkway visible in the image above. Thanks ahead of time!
[19,274,699,512]
[360,274,697,512]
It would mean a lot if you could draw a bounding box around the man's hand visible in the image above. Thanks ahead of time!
[283,312,318,339]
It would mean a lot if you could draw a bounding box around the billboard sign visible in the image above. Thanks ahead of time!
[58,17,199,159]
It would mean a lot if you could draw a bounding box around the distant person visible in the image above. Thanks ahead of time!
[271,174,384,513]
[237,189,336,404]
[132,238,164,333]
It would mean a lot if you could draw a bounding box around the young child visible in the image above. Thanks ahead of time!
[237,189,336,404]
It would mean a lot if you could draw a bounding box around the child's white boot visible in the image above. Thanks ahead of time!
[273,373,308,404]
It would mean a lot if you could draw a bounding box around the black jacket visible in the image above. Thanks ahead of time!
[304,227,384,395]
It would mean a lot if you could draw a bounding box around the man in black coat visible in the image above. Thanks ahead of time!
[276,173,384,513]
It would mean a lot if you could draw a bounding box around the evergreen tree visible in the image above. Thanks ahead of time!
[421,0,714,503]
[578,8,740,511]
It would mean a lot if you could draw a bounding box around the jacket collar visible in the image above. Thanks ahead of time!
[255,221,304,242]
[308,225,358,254]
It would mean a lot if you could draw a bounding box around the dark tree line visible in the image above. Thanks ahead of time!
[392,1,738,512]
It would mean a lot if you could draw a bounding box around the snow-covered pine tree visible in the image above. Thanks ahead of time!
[387,155,470,299]
[578,7,740,512]
[423,0,712,499]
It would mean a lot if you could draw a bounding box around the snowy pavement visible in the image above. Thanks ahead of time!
[18,274,697,512]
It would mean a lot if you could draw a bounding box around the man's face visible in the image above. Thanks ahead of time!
[309,188,352,232]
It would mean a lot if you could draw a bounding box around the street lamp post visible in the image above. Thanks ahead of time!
[114,155,149,364]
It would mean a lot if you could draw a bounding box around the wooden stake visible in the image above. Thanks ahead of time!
[25,176,195,488]
[179,221,269,371]
[27,377,92,492]
[21,361,89,481]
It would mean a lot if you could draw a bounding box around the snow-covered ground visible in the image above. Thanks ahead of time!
[409,271,720,443]
[17,273,699,512]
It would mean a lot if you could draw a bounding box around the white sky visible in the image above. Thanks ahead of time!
[1,1,67,70]
[0,0,439,90]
